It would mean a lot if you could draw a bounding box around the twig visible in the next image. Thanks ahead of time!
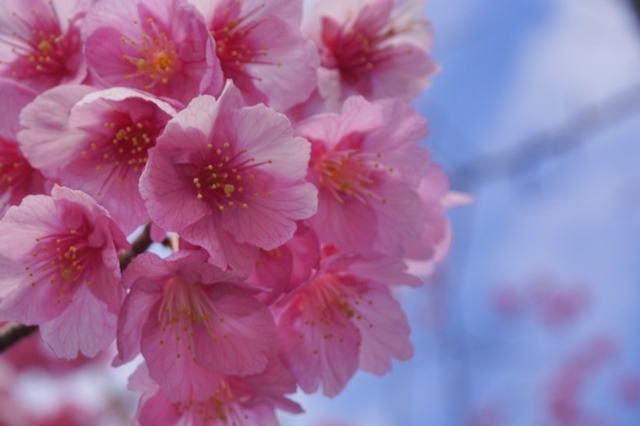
[451,82,640,190]
[118,222,153,270]
[0,323,38,352]
[629,0,640,26]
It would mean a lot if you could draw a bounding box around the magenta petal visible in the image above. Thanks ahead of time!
[18,85,97,176]
[136,389,182,426]
[0,257,68,324]
[355,283,413,375]
[277,290,360,397]
[0,80,37,140]
[193,284,278,376]
[115,287,159,366]
[140,311,224,402]
[140,149,210,231]
[222,182,317,250]
[310,188,377,253]
[39,285,117,359]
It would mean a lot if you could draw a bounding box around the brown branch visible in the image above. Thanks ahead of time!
[0,323,38,352]
[629,0,640,26]
[0,222,156,354]
[451,82,640,190]
[118,222,153,270]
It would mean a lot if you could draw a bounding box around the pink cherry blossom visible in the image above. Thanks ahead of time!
[275,252,417,397]
[0,185,129,358]
[305,0,438,110]
[81,0,223,105]
[0,80,47,217]
[189,0,319,111]
[116,250,278,402]
[0,0,91,92]
[140,82,317,272]
[295,95,429,256]
[129,357,302,426]
[19,85,176,233]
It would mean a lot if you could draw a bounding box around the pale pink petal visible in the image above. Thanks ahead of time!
[310,188,377,252]
[371,179,425,255]
[333,253,422,287]
[140,149,210,231]
[0,80,37,140]
[39,285,118,359]
[129,364,181,426]
[114,286,159,366]
[141,311,224,402]
[355,283,413,374]
[193,284,278,376]
[277,291,360,397]
[222,182,317,250]
[0,258,68,323]
[18,85,97,176]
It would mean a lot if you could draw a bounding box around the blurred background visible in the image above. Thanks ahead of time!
[3,0,640,425]
[284,0,640,424]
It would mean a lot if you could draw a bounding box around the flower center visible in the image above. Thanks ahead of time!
[209,3,274,80]
[177,383,246,424]
[314,149,388,206]
[25,226,94,305]
[293,272,375,351]
[189,142,272,211]
[121,18,182,91]
[81,111,158,191]
[2,6,81,83]
[322,9,415,84]
[156,278,230,362]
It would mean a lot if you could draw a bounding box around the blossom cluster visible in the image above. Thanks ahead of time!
[0,0,453,424]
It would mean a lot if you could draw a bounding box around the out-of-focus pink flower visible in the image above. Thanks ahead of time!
[0,80,48,218]
[130,358,302,426]
[528,279,591,329]
[469,404,505,426]
[296,95,429,256]
[19,85,176,233]
[81,0,223,106]
[140,83,317,272]
[247,222,321,305]
[0,0,91,92]
[190,0,319,111]
[275,252,419,397]
[616,373,640,406]
[116,251,278,402]
[0,186,129,358]
[305,0,438,110]
[27,403,101,426]
[490,284,523,318]
[547,336,618,425]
